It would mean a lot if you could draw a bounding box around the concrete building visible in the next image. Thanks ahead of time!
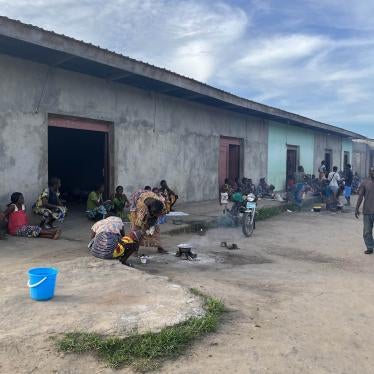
[0,17,365,207]
[352,139,374,178]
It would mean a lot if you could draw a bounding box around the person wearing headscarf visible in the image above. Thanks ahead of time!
[88,216,140,267]
[130,189,167,253]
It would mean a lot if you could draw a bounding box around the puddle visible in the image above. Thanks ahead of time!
[211,251,273,265]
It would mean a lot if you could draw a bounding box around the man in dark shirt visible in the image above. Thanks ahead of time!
[344,164,354,206]
[356,167,374,254]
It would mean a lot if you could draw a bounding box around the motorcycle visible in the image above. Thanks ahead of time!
[228,192,257,237]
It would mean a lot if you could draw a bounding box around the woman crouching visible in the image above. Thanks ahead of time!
[89,198,165,266]
[2,193,61,239]
[89,216,140,267]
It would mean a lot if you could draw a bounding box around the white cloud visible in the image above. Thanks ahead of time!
[236,34,329,67]
[0,0,248,82]
[0,0,374,136]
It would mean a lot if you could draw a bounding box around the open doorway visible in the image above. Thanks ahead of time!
[325,150,332,173]
[344,151,350,169]
[48,116,111,204]
[286,146,298,189]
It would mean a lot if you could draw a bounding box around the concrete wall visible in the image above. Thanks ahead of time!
[267,121,314,190]
[341,138,353,169]
[313,133,343,174]
[353,141,370,178]
[0,54,268,207]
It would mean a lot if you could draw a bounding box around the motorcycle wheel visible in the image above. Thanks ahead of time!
[242,213,254,237]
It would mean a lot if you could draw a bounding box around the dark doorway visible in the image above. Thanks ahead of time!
[48,126,108,203]
[286,148,298,188]
[325,151,332,172]
[228,144,240,182]
[344,152,349,169]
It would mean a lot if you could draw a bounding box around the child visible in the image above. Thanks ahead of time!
[111,185,130,221]
[2,192,61,239]
[86,184,112,220]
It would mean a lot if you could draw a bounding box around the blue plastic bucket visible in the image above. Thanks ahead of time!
[27,267,59,301]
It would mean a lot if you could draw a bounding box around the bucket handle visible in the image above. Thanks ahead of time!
[28,277,47,288]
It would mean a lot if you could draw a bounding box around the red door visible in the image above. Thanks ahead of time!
[219,137,241,188]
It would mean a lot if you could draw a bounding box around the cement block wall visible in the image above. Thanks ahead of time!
[352,142,369,178]
[0,54,268,208]
[313,133,343,174]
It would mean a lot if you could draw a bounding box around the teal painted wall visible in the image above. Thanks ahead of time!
[267,122,315,190]
[341,138,353,169]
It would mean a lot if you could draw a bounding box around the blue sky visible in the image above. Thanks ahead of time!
[1,0,374,137]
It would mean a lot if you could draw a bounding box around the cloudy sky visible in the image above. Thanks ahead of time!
[1,0,374,137]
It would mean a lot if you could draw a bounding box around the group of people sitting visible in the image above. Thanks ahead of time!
[85,180,178,221]
[288,161,359,210]
[220,177,275,202]
[0,178,178,265]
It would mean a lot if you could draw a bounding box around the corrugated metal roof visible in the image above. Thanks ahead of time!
[0,15,366,139]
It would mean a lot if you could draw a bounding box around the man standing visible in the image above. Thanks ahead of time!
[355,167,374,254]
[344,164,353,206]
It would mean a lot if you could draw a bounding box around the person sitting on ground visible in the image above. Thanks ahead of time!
[257,177,275,198]
[130,189,167,253]
[238,177,247,193]
[88,216,140,267]
[220,178,231,206]
[111,185,129,221]
[86,184,112,221]
[33,177,67,228]
[2,192,61,239]
[220,178,232,195]
[243,178,256,194]
[328,166,341,208]
[160,180,178,213]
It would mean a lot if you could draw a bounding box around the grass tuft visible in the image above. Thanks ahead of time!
[56,289,224,372]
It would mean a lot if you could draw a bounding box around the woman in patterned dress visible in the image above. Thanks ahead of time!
[130,189,167,253]
[89,216,143,267]
[33,177,67,228]
[2,192,61,239]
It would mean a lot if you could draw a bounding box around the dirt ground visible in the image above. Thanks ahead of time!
[2,200,374,373]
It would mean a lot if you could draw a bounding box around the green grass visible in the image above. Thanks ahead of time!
[56,289,225,372]
[256,203,298,221]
